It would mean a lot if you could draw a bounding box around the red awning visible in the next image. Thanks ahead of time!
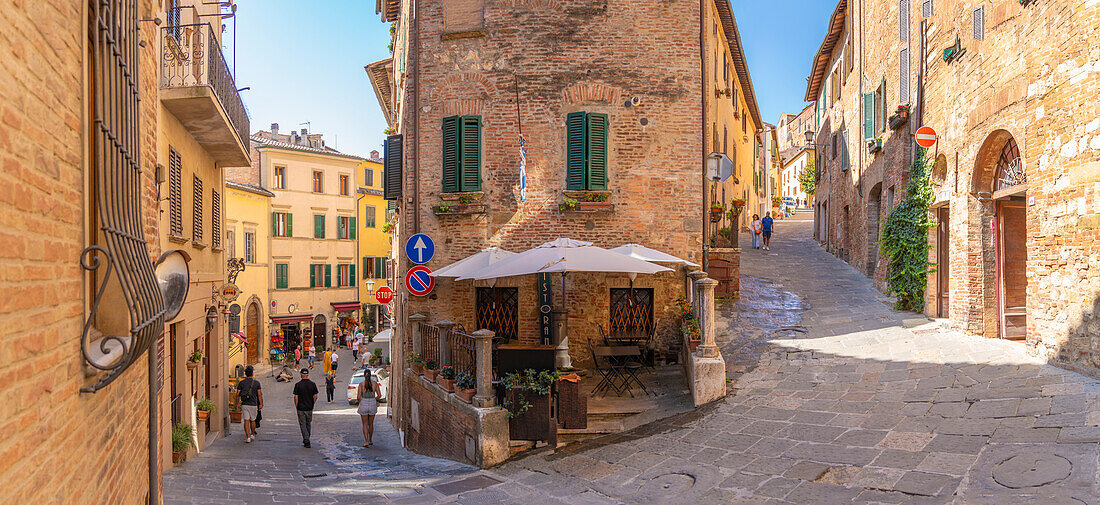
[331,301,361,312]
[270,314,314,324]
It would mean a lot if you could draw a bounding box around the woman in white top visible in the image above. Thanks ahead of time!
[357,374,381,447]
[750,214,762,249]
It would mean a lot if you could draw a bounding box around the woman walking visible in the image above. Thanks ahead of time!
[357,372,381,447]
[324,371,336,402]
[750,214,762,249]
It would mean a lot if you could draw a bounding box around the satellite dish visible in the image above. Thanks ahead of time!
[155,250,191,321]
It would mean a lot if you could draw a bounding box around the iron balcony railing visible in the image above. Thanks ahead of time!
[160,23,249,148]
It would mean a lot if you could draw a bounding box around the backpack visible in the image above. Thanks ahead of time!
[238,378,258,403]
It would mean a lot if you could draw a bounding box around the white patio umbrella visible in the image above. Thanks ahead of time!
[430,247,516,278]
[609,243,700,267]
[457,238,673,368]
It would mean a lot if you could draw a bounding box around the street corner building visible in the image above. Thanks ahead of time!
[365,0,765,466]
[805,0,1100,375]
[1,0,249,503]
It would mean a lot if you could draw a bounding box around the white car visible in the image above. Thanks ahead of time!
[347,367,389,405]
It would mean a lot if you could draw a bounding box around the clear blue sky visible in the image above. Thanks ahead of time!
[227,1,836,157]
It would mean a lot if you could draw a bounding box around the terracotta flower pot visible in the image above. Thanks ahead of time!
[438,377,456,392]
[186,361,200,370]
[172,451,185,464]
[688,339,701,353]
[411,363,424,375]
[229,410,242,423]
[424,369,438,382]
[196,410,209,422]
[456,388,476,403]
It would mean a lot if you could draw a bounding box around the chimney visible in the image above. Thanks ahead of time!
[300,127,308,136]
[270,123,279,134]
[370,150,379,159]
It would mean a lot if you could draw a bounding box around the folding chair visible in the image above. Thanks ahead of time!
[590,346,625,397]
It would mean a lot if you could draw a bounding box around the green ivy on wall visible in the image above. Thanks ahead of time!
[879,147,936,311]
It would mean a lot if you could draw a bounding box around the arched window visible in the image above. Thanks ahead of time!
[994,137,1024,191]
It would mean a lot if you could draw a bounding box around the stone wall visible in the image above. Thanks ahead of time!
[405,372,509,467]
[0,0,162,503]
[396,0,705,366]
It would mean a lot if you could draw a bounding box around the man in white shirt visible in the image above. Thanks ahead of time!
[330,350,339,373]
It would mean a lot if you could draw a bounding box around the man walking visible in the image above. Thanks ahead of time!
[761,212,774,251]
[293,368,319,448]
[330,350,339,374]
[237,365,263,443]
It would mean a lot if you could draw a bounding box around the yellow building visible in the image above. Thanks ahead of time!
[357,153,392,333]
[224,181,274,371]
[705,1,764,235]
[252,125,363,352]
[155,0,250,462]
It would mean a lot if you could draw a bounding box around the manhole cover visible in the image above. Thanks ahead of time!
[992,454,1072,488]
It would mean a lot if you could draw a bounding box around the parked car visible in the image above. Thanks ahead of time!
[347,367,389,405]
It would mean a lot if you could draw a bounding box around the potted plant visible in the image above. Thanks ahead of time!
[559,197,579,211]
[684,316,701,353]
[186,350,202,369]
[368,348,383,367]
[772,196,783,208]
[455,372,477,403]
[867,137,882,153]
[406,352,425,375]
[433,202,457,214]
[171,423,194,464]
[229,403,242,423]
[889,104,910,129]
[438,366,457,392]
[503,369,558,441]
[195,398,216,422]
[423,358,439,382]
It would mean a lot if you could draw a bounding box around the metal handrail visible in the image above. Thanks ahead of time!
[446,327,477,378]
[160,23,250,148]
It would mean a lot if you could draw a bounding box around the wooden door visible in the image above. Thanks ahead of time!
[936,207,950,318]
[996,199,1027,340]
[246,303,259,364]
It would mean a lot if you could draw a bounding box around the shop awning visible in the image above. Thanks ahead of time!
[270,314,314,324]
[331,301,361,312]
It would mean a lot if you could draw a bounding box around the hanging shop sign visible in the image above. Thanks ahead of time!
[217,283,240,303]
[537,273,553,345]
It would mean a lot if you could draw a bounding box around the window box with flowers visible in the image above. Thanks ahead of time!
[560,190,613,213]
[709,202,726,222]
[888,105,910,130]
[433,192,487,217]
[867,137,883,153]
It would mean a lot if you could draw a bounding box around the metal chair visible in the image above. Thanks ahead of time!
[589,346,625,397]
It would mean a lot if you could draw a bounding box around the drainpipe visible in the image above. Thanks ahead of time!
[411,0,420,235]
[699,0,708,272]
[148,345,158,505]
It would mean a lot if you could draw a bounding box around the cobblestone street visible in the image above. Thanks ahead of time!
[164,216,1100,504]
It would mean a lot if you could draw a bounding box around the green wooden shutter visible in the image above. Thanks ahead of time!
[362,257,369,279]
[442,116,459,192]
[324,264,332,287]
[310,264,316,288]
[349,217,357,240]
[459,116,482,191]
[349,263,356,286]
[880,78,887,133]
[863,92,875,140]
[383,134,402,200]
[286,213,292,237]
[586,113,608,190]
[272,212,277,236]
[374,257,383,279]
[566,112,587,190]
[380,257,387,279]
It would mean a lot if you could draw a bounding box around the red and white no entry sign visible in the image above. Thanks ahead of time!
[915,126,937,148]
[405,266,435,297]
[375,286,394,304]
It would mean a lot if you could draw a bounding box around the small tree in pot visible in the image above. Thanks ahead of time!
[171,423,194,464]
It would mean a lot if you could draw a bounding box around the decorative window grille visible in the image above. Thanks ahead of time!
[609,289,653,337]
[973,6,984,40]
[81,0,164,392]
[476,287,518,342]
[169,147,183,236]
[994,137,1025,191]
[192,176,204,243]
[211,190,221,250]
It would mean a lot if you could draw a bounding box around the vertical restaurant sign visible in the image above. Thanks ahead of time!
[537,272,552,345]
[519,135,528,203]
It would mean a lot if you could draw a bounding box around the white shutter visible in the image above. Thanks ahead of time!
[922,0,933,17]
[899,48,910,104]
[973,6,984,40]
[899,0,909,42]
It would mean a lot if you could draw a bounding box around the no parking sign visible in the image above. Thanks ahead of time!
[405,266,435,297]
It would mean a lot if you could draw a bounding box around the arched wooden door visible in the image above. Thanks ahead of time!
[246,303,259,364]
[313,316,327,350]
[993,137,1026,340]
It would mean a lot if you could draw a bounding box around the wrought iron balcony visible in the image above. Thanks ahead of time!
[160,23,250,166]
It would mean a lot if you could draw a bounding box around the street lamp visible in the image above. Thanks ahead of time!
[364,278,376,297]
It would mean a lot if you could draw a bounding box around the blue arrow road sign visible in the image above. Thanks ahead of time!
[405,233,435,264]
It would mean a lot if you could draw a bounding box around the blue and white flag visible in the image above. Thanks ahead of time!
[518,135,528,203]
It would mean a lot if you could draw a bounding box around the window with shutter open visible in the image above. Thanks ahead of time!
[442,115,482,192]
[383,134,402,200]
[566,112,608,191]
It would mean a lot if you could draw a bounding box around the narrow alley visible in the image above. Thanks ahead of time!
[164,216,1100,504]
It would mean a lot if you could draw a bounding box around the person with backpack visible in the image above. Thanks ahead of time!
[236,365,263,443]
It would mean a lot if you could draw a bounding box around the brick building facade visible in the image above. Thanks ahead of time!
[370,0,761,445]
[808,0,1100,375]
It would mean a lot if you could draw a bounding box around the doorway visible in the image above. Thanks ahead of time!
[313,315,327,350]
[867,183,883,277]
[246,302,259,364]
[975,133,1027,340]
[996,197,1027,339]
[935,206,950,318]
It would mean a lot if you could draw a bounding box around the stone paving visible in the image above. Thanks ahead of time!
[165,215,1100,505]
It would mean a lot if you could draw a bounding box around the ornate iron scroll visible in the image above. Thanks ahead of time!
[82,0,165,393]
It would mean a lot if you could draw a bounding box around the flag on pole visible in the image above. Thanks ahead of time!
[519,135,528,203]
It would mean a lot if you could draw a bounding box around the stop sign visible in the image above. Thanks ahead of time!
[915,126,937,148]
[375,286,394,304]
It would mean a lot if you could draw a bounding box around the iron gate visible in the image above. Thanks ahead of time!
[609,288,653,337]
[476,287,518,342]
